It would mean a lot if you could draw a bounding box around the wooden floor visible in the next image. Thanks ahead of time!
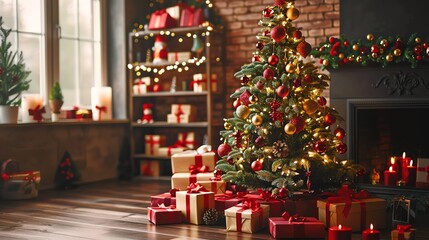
[0,178,427,240]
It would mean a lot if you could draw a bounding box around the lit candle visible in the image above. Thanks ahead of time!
[400,152,411,182]
[406,160,417,187]
[390,157,397,171]
[384,166,398,186]
[91,86,112,121]
[362,224,380,240]
[329,224,352,240]
[21,93,44,123]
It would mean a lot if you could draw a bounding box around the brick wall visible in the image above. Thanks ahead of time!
[212,0,340,116]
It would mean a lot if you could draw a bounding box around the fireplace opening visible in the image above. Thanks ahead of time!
[349,100,429,185]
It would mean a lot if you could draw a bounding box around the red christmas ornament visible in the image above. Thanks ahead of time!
[240,90,252,106]
[233,99,241,108]
[313,141,327,153]
[297,41,312,58]
[251,160,263,171]
[290,116,306,133]
[414,45,423,54]
[252,55,261,62]
[303,74,313,83]
[276,85,289,99]
[268,54,279,66]
[336,142,348,154]
[214,168,223,177]
[292,78,301,88]
[329,37,337,44]
[256,81,265,89]
[263,8,273,18]
[263,68,275,80]
[227,156,234,164]
[256,42,264,50]
[241,76,250,85]
[271,25,287,43]
[395,38,405,50]
[217,143,232,157]
[152,83,161,92]
[334,127,346,140]
[330,41,341,56]
[324,113,336,125]
[371,44,379,53]
[424,42,429,49]
[293,30,302,39]
[416,55,422,61]
[278,187,288,197]
[317,96,327,106]
[343,41,349,47]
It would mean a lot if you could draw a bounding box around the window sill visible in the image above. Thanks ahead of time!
[0,119,130,128]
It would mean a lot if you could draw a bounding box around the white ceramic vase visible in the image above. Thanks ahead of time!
[0,105,19,124]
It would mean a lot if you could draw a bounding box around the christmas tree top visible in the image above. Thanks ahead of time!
[216,0,358,195]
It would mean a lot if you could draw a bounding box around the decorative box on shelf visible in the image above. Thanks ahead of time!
[179,6,205,27]
[140,160,160,177]
[167,104,196,124]
[192,73,217,92]
[133,77,150,94]
[144,135,166,156]
[158,146,187,157]
[148,9,177,30]
[168,52,191,63]
[416,158,429,188]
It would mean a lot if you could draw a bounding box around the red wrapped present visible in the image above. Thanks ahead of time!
[214,191,246,212]
[416,158,429,188]
[179,7,205,27]
[225,199,270,233]
[245,190,285,217]
[290,192,319,218]
[150,190,177,207]
[269,212,325,239]
[140,160,159,176]
[147,207,182,225]
[391,224,416,240]
[148,9,177,30]
[176,183,215,225]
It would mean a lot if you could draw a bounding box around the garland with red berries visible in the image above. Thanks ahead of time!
[311,33,429,69]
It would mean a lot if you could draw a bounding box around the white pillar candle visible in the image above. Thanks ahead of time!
[21,94,44,123]
[91,86,112,121]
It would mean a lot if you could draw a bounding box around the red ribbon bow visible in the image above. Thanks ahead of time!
[169,188,179,197]
[95,105,107,120]
[28,105,45,122]
[240,199,261,211]
[326,185,370,218]
[397,224,411,233]
[174,104,184,123]
[282,211,305,222]
[186,183,208,193]
[189,164,209,174]
[257,189,275,200]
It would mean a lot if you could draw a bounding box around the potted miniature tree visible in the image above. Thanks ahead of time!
[49,82,63,121]
[0,17,31,123]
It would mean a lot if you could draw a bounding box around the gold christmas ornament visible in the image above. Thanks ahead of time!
[356,56,363,63]
[284,123,296,135]
[347,56,354,61]
[285,63,296,73]
[224,122,232,130]
[286,7,300,20]
[394,49,402,56]
[322,59,330,66]
[303,99,319,115]
[236,105,250,119]
[249,95,259,104]
[367,33,374,41]
[338,53,345,59]
[251,114,263,126]
[386,54,393,62]
[415,37,422,44]
[380,39,388,48]
[352,44,359,51]
[371,53,378,58]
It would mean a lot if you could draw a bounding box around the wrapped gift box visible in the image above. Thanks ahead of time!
[147,207,182,225]
[133,83,147,94]
[416,158,429,188]
[171,104,194,116]
[148,9,177,30]
[176,188,215,225]
[171,150,217,174]
[151,192,176,207]
[192,73,217,92]
[179,7,205,27]
[168,52,191,63]
[225,201,270,233]
[144,135,166,156]
[317,198,386,231]
[166,4,185,21]
[177,132,196,149]
[391,224,416,240]
[196,180,226,194]
[140,160,160,176]
[244,193,285,217]
[214,194,243,212]
[171,172,214,190]
[269,216,325,239]
[167,113,191,123]
[1,159,41,200]
[158,146,187,157]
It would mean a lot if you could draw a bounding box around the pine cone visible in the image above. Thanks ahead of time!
[273,140,289,158]
[297,41,312,58]
[203,208,218,225]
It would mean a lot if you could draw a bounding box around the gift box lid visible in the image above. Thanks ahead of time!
[269,216,323,225]
[171,150,216,160]
[317,198,386,213]
[225,203,269,219]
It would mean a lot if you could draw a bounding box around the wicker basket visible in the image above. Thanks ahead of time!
[0,159,41,200]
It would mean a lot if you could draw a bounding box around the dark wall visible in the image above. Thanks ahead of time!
[340,0,429,38]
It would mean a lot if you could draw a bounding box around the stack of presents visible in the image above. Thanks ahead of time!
[146,147,420,239]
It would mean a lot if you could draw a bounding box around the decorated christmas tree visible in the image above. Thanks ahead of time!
[216,0,358,195]
[54,151,81,190]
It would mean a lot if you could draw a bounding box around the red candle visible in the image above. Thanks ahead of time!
[390,157,397,171]
[329,225,352,240]
[406,160,417,186]
[400,152,411,181]
[384,166,398,186]
[362,224,380,240]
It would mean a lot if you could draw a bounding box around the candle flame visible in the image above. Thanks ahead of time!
[403,152,406,158]
[389,166,393,172]
[370,223,373,230]
[339,224,342,229]
[390,157,395,165]
[410,160,413,166]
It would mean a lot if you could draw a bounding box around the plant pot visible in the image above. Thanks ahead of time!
[49,100,63,114]
[0,105,19,124]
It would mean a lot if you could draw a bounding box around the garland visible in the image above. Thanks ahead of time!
[310,33,429,69]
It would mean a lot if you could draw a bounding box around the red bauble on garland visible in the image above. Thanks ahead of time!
[233,99,241,109]
[263,68,275,80]
[317,96,327,106]
[263,8,273,18]
[329,36,337,44]
[271,25,287,43]
[334,127,346,140]
[252,55,261,62]
[251,160,263,171]
[371,44,379,53]
[213,168,223,177]
[324,113,336,125]
[276,85,290,99]
[336,142,348,154]
[268,54,279,66]
[290,116,306,133]
[292,78,301,88]
[240,76,250,85]
[303,74,313,83]
[256,80,265,89]
[256,42,264,50]
[297,41,312,58]
[293,30,302,40]
[217,143,232,157]
[313,141,327,153]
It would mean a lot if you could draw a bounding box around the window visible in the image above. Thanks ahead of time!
[0,0,105,108]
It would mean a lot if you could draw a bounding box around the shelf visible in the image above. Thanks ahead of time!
[133,91,207,97]
[132,121,209,128]
[133,154,171,160]
[130,26,212,38]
